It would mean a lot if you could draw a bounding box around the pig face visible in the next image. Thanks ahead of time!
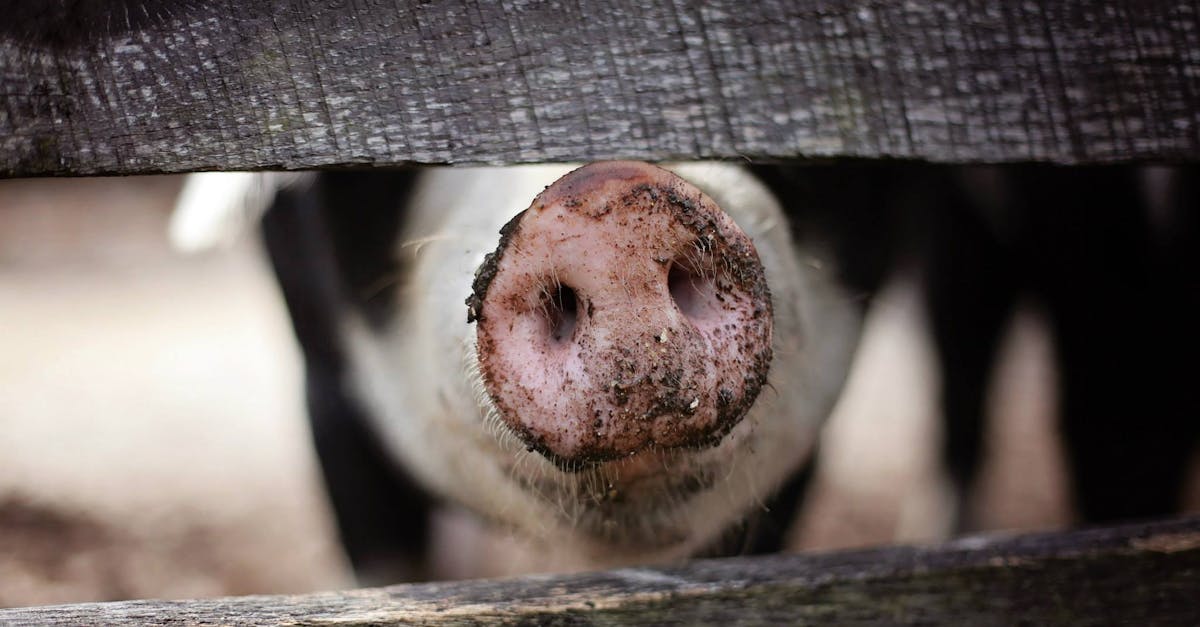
[339,162,861,565]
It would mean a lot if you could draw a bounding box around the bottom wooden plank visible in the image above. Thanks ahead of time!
[2,516,1198,625]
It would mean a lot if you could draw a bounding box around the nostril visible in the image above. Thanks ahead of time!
[668,258,717,323]
[543,283,579,344]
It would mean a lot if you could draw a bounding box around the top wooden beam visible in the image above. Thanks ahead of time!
[2,0,1199,177]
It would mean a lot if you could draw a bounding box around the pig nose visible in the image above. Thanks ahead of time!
[467,162,773,467]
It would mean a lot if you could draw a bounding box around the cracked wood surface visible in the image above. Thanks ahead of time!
[1,516,1198,625]
[2,0,1199,177]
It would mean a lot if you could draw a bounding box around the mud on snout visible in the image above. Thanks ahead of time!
[466,161,774,471]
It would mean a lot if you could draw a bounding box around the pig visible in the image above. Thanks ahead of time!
[178,161,1200,585]
[237,162,862,582]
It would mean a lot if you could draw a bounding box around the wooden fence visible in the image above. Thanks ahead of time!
[1,516,1198,625]
[2,1,1198,623]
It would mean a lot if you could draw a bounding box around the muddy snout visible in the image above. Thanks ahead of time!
[467,161,773,467]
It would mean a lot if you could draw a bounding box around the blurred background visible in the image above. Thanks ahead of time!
[0,173,1196,608]
[0,176,348,606]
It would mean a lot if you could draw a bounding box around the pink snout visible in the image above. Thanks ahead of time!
[467,162,773,466]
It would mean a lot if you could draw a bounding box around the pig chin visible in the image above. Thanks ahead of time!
[467,361,764,550]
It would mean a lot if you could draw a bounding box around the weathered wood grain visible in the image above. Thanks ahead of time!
[2,0,1199,177]
[2,516,1198,625]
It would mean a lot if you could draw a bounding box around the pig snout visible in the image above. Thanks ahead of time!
[466,161,773,466]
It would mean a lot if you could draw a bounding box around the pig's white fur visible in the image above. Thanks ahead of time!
[340,164,861,570]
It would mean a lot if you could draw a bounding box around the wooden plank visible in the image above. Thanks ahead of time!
[2,516,1198,625]
[2,0,1199,177]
